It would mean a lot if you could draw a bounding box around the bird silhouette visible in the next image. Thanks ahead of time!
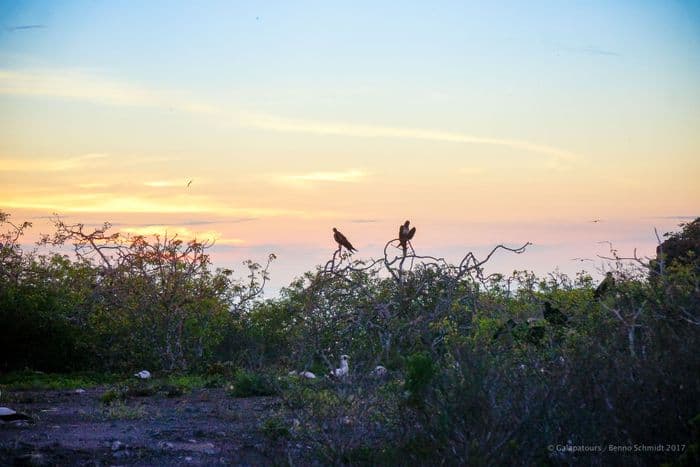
[333,228,357,252]
[398,220,416,253]
[594,272,615,300]
[543,301,568,326]
[186,180,192,188]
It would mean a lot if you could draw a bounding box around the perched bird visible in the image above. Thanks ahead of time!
[0,407,33,423]
[370,365,388,378]
[332,228,357,253]
[330,355,350,378]
[594,272,615,300]
[543,301,568,326]
[398,220,416,253]
[134,370,151,379]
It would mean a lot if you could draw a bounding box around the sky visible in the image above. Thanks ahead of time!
[1,1,698,295]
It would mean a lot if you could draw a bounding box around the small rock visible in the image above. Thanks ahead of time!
[184,457,193,462]
[111,440,125,451]
[159,441,175,450]
[74,389,86,394]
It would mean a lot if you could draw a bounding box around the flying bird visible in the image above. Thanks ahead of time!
[543,301,568,326]
[594,272,615,300]
[186,180,192,188]
[333,228,357,252]
[398,220,416,253]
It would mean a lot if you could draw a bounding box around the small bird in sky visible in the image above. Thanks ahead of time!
[186,180,192,188]
[570,257,593,262]
[398,220,416,253]
[591,219,602,223]
[332,228,357,253]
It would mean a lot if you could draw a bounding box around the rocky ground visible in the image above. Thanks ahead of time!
[0,387,315,466]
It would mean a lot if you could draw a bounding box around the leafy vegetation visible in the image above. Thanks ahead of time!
[1,210,698,465]
[229,370,277,398]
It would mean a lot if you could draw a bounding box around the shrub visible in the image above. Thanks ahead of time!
[229,370,277,397]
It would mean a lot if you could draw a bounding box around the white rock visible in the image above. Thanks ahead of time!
[134,370,151,379]
[299,371,316,379]
[330,355,350,378]
[370,365,388,377]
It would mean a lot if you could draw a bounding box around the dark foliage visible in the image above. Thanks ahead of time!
[1,211,698,465]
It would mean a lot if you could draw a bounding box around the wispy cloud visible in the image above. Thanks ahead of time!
[351,219,378,223]
[2,190,334,218]
[566,45,621,57]
[5,24,46,32]
[277,169,367,186]
[119,225,245,245]
[144,179,192,188]
[0,153,107,172]
[0,69,214,113]
[248,115,579,163]
[0,68,580,164]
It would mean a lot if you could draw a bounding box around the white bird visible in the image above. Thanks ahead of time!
[134,370,151,379]
[330,355,350,378]
[0,407,33,423]
[299,371,316,379]
[370,365,388,377]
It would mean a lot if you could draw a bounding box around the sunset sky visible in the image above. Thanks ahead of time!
[1,1,698,294]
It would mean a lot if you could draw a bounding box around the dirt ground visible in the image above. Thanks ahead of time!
[0,387,315,466]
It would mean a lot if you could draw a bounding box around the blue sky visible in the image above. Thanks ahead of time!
[1,1,698,294]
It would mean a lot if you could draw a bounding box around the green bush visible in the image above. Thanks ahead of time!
[229,370,277,397]
[404,351,435,404]
[260,416,290,440]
